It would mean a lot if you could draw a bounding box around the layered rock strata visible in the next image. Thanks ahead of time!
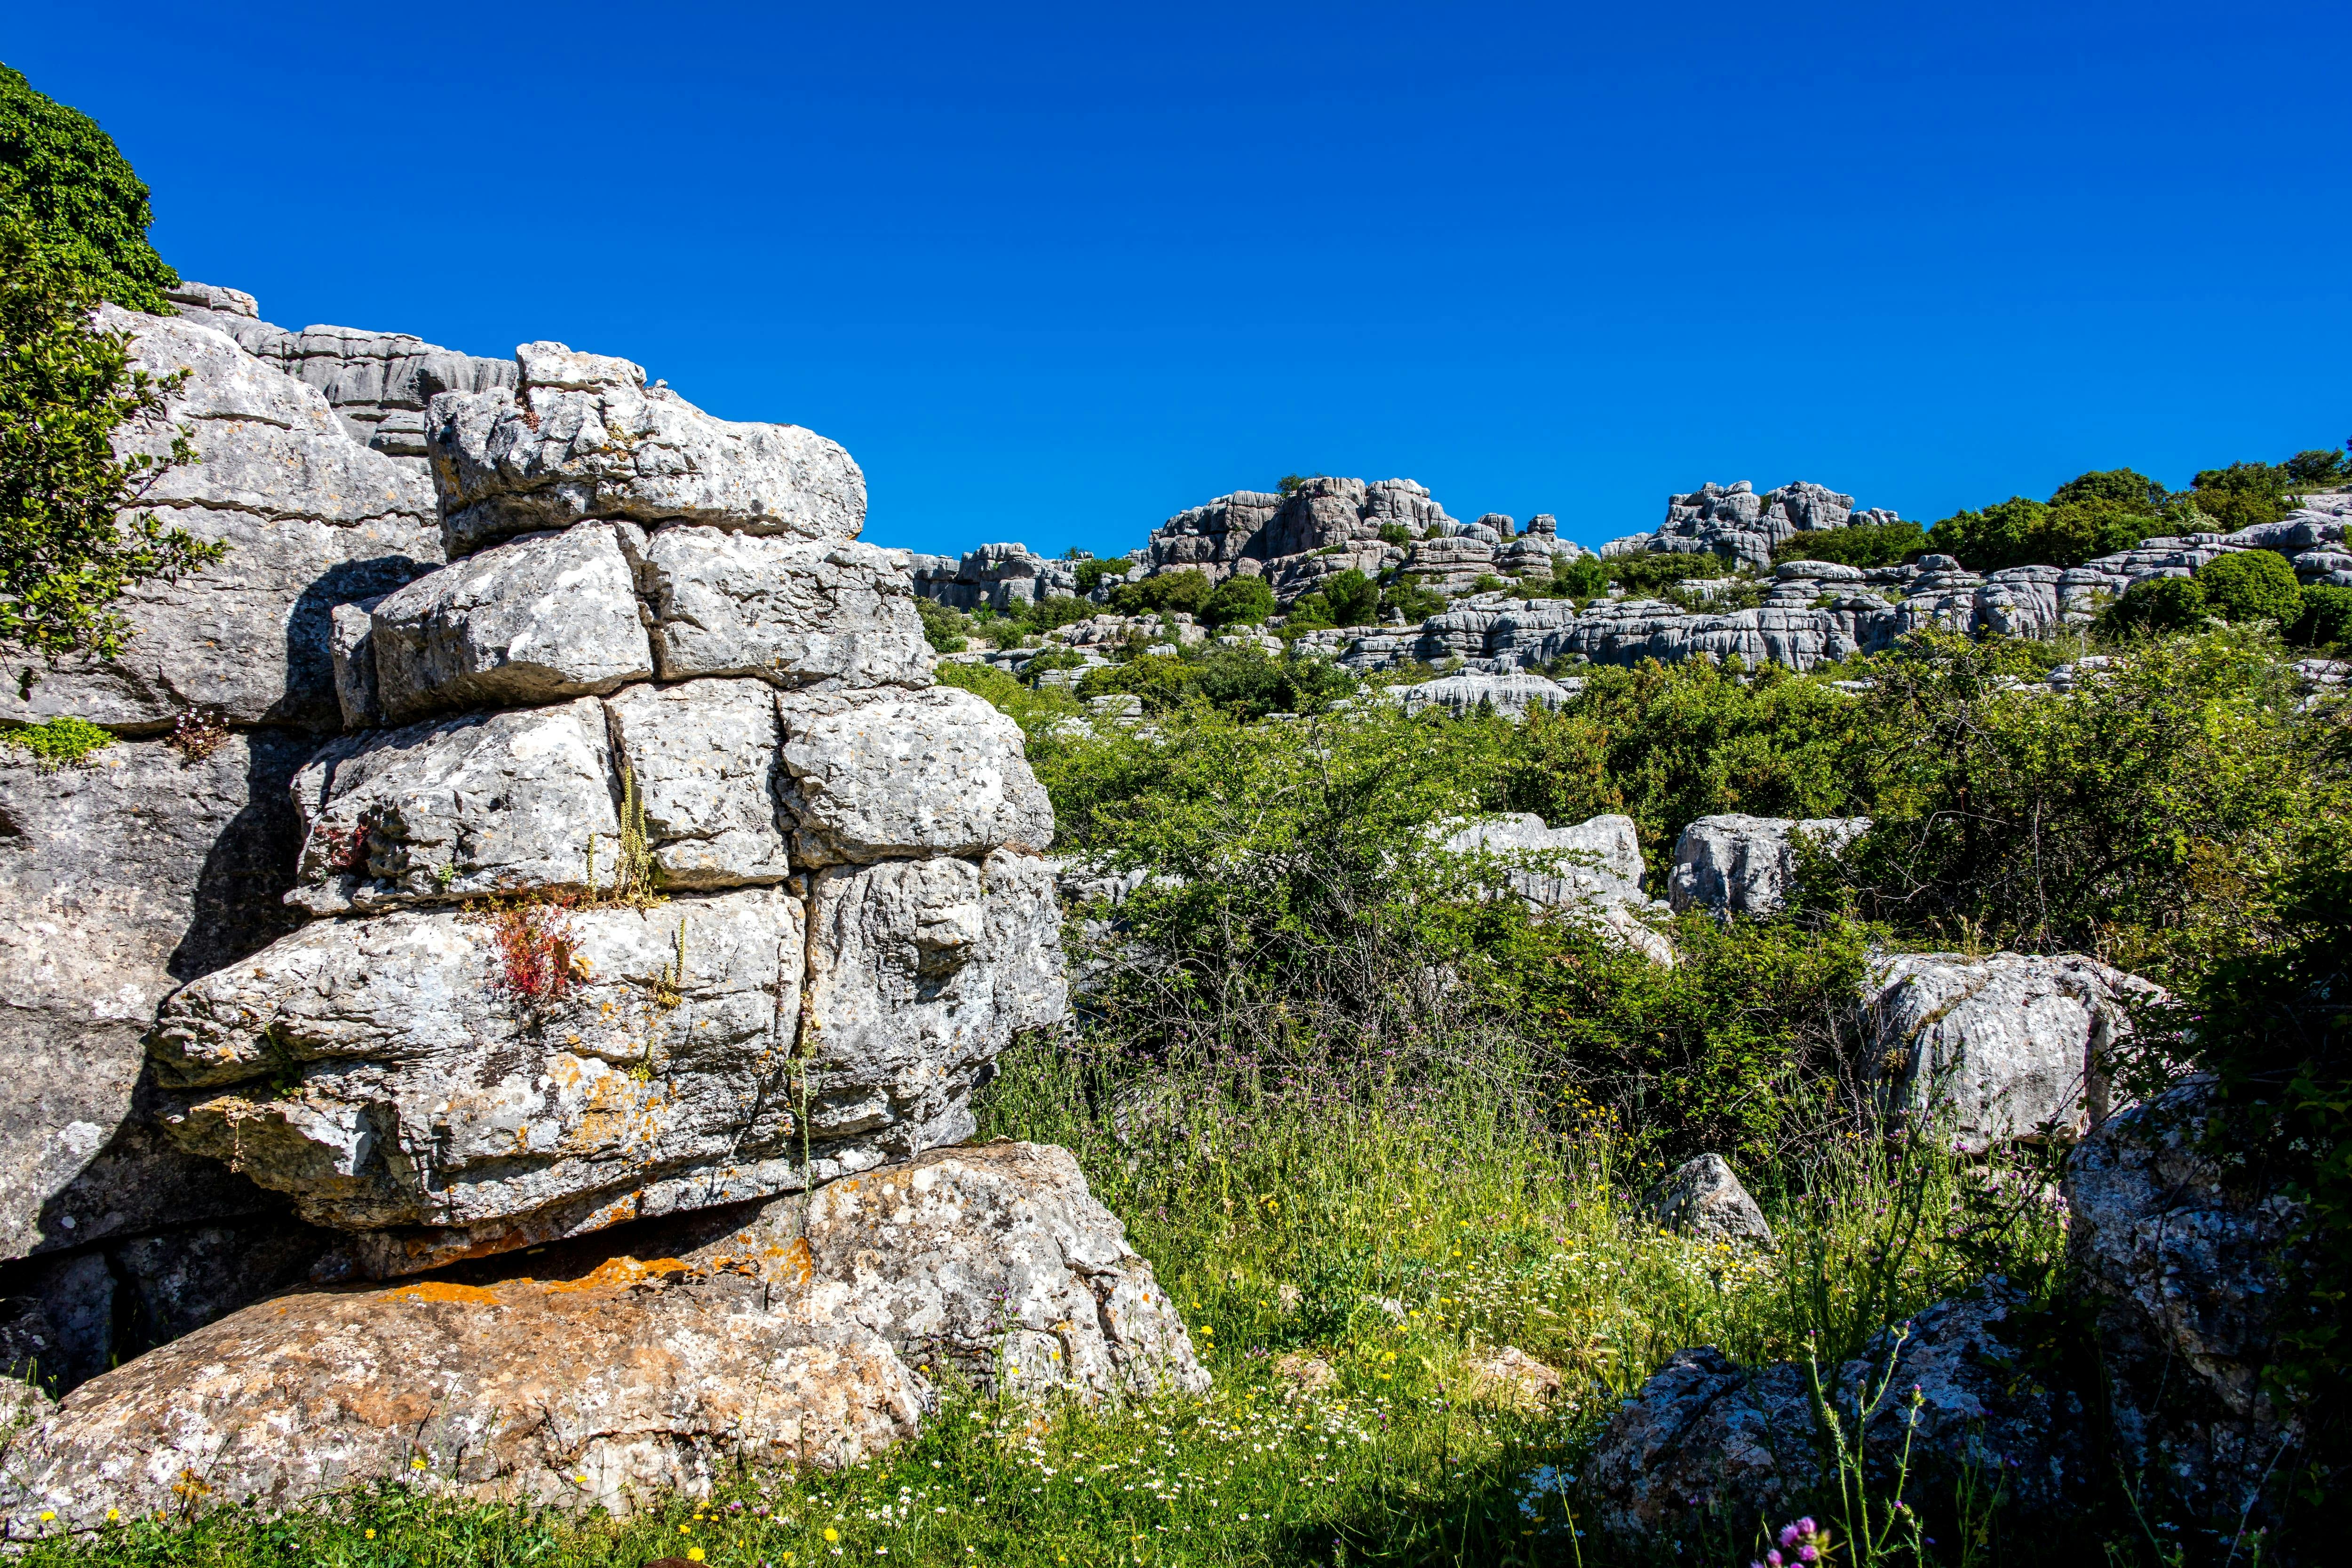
[0,1143,1203,1528]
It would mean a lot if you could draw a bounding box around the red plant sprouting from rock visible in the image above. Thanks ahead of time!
[313,820,371,874]
[484,899,579,1006]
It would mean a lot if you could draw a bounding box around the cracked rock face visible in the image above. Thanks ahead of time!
[1433,812,1675,965]
[604,680,791,889]
[0,308,441,733]
[428,343,866,557]
[1867,951,2159,1151]
[286,697,620,915]
[368,522,654,722]
[634,527,934,689]
[0,1140,1198,1530]
[779,688,1055,865]
[1667,813,1872,917]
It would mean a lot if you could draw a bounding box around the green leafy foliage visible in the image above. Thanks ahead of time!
[1377,573,1445,623]
[1926,491,2152,571]
[1,218,222,689]
[1604,550,1730,594]
[1553,552,1608,597]
[1072,643,1352,720]
[2182,460,2298,533]
[2102,573,2210,635]
[2284,445,2351,487]
[1771,518,1927,569]
[1323,566,1380,626]
[2194,549,2304,625]
[914,596,969,652]
[1376,521,1413,546]
[0,64,177,313]
[1199,572,1275,628]
[1106,567,1211,617]
[1070,556,1129,595]
[2296,584,2352,649]
[1,712,113,767]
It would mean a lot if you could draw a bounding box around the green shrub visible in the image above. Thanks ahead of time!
[0,64,178,313]
[2,713,113,767]
[1106,567,1211,618]
[1377,573,1445,623]
[1927,493,2149,570]
[1376,521,1412,546]
[2050,467,2166,512]
[2284,446,2350,487]
[1770,518,1927,569]
[1281,590,1334,629]
[1323,567,1379,627]
[1468,572,1507,595]
[2182,460,2297,532]
[1605,550,1729,594]
[2103,573,2209,635]
[2295,584,2352,649]
[1554,552,1608,597]
[2,218,224,689]
[914,596,969,652]
[1070,556,1129,595]
[1073,643,1351,720]
[2194,549,2304,624]
[1199,573,1274,628]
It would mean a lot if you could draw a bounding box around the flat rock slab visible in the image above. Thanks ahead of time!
[605,679,791,889]
[429,343,866,556]
[779,688,1054,865]
[0,1142,1198,1532]
[368,522,652,721]
[635,528,933,689]
[151,888,808,1260]
[288,697,620,914]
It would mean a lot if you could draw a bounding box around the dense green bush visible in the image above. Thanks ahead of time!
[1199,572,1274,628]
[2182,460,2297,532]
[2103,573,2210,635]
[2296,584,2352,649]
[1323,567,1379,626]
[914,596,970,652]
[1377,573,1445,623]
[1604,550,1729,594]
[1553,552,1608,597]
[2284,445,2351,486]
[1072,642,1351,719]
[1926,490,2153,570]
[1770,517,1927,568]
[2195,549,2304,624]
[1107,566,1211,617]
[1070,556,1129,595]
[0,64,177,313]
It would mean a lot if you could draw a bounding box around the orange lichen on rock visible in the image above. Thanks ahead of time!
[389,1280,505,1306]
[546,1255,689,1293]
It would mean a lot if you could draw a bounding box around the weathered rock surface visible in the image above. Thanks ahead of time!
[907,543,1082,612]
[1641,1154,1773,1247]
[1434,812,1674,964]
[715,1142,1208,1399]
[1667,813,1872,917]
[801,850,1066,1157]
[604,681,790,890]
[1587,1285,2091,1540]
[632,528,932,690]
[0,307,441,733]
[1391,670,1579,717]
[0,1141,1197,1529]
[286,697,620,915]
[779,689,1054,866]
[1867,951,2158,1151]
[429,343,866,557]
[367,522,653,722]
[1602,480,1898,570]
[150,888,810,1273]
[0,737,311,1260]
[167,282,517,461]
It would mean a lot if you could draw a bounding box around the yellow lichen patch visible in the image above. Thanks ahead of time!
[546,1255,690,1293]
[783,1236,815,1287]
[388,1280,504,1306]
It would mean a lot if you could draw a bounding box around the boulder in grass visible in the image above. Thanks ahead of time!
[1642,1153,1773,1247]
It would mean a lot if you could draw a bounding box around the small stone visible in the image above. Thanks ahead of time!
[1642,1154,1773,1247]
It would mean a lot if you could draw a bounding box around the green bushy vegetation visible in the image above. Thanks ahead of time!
[1108,568,1211,618]
[1603,551,1730,595]
[1,712,114,767]
[0,64,178,313]
[1770,518,1927,569]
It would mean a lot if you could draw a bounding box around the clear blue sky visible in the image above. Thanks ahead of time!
[11,2,2348,557]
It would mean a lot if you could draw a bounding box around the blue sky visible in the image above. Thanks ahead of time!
[11,2,2348,557]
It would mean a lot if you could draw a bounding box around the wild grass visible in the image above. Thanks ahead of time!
[25,1041,2059,1568]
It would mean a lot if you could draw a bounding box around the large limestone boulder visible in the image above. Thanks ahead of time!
[779,689,1055,865]
[802,849,1067,1154]
[1666,813,1872,917]
[285,697,621,915]
[428,343,866,557]
[0,308,441,733]
[634,528,933,689]
[1640,1154,1772,1247]
[604,680,791,889]
[1867,951,2158,1151]
[0,1141,1200,1529]
[150,888,810,1274]
[0,737,310,1260]
[366,522,654,722]
[1434,812,1674,964]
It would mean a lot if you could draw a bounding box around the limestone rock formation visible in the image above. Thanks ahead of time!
[1603,480,1899,570]
[1667,813,1872,917]
[366,522,654,721]
[428,343,866,556]
[1434,812,1673,964]
[604,680,793,889]
[0,306,441,733]
[1641,1154,1773,1247]
[1866,951,2158,1151]
[907,543,1082,612]
[633,530,932,689]
[1390,670,1580,717]
[0,1143,1199,1529]
[779,689,1056,865]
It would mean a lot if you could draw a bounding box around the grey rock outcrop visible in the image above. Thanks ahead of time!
[0,1142,1199,1529]
[604,680,792,890]
[166,282,516,462]
[778,688,1056,866]
[1667,813,1872,917]
[366,522,654,721]
[1391,670,1580,717]
[634,528,932,689]
[0,307,441,734]
[285,698,620,915]
[1604,480,1898,570]
[907,543,1081,612]
[1641,1154,1773,1247]
[428,343,866,556]
[1434,812,1674,964]
[1867,951,2158,1151]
